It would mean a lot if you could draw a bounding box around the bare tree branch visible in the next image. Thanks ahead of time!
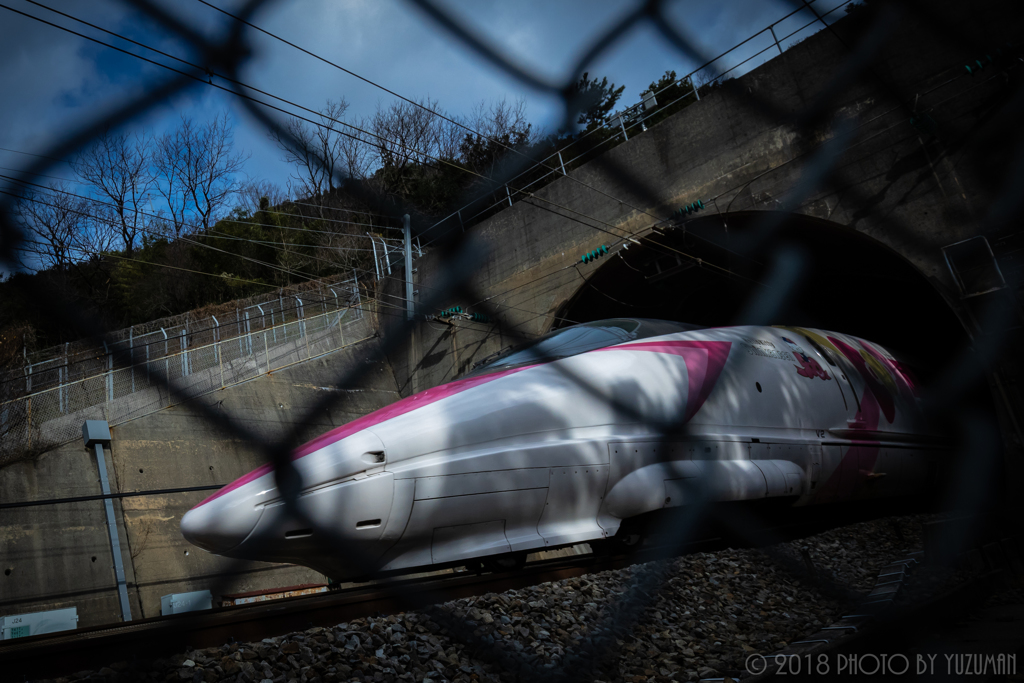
[74,130,155,255]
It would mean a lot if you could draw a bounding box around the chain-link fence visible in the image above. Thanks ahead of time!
[0,0,1021,679]
[0,277,368,466]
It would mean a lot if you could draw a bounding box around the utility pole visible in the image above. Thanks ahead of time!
[403,214,414,321]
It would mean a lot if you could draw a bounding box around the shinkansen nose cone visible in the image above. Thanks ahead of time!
[180,468,273,553]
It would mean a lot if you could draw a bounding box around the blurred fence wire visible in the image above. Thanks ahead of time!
[0,0,1021,680]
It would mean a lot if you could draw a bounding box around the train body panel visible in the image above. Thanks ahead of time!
[180,322,946,579]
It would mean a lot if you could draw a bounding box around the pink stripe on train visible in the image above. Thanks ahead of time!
[194,337,733,509]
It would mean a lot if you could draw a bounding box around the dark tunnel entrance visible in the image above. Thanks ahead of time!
[555,211,970,372]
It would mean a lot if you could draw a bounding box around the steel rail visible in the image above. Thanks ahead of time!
[0,505,924,680]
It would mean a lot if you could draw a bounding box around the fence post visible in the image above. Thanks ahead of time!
[213,315,224,388]
[103,341,113,403]
[128,328,135,394]
[264,333,270,374]
[379,237,392,275]
[244,311,253,357]
[295,296,309,358]
[404,213,414,321]
[506,185,513,207]
[180,330,188,378]
[161,328,169,399]
[236,309,243,358]
[370,235,382,280]
[60,342,69,414]
[329,288,343,348]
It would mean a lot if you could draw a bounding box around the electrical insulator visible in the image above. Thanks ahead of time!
[440,306,464,318]
[673,199,705,218]
[580,244,610,264]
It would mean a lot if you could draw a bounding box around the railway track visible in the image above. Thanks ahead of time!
[0,540,688,681]
[0,506,919,680]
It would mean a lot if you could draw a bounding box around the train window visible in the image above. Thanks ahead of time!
[467,318,704,376]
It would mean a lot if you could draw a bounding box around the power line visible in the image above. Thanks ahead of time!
[1,2,485,186]
[13,0,715,264]
[6,179,580,328]
[193,0,564,176]
[416,0,858,249]
[0,169,397,242]
[1,142,400,222]
[197,0,775,265]
[5,1,787,295]
[2,183,327,284]
[0,146,71,165]
[0,143,405,232]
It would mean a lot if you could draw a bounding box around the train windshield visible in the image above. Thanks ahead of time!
[466,318,703,376]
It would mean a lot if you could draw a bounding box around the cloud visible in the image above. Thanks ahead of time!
[0,0,852,197]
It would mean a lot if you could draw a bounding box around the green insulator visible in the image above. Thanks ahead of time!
[697,199,705,210]
[965,64,974,75]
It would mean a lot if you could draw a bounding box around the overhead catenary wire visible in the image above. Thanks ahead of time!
[191,0,663,218]
[3,167,760,328]
[7,0,692,284]
[416,0,859,250]
[0,2,492,187]
[5,181,540,327]
[0,170,400,247]
[3,175,567,325]
[8,4,983,342]
[1,182,331,285]
[6,0,974,333]
[0,145,403,235]
[10,0,820,277]
[0,6,755,292]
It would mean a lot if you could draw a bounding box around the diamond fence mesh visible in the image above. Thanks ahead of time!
[0,0,1021,679]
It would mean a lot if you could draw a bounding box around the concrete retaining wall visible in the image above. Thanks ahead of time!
[0,327,400,624]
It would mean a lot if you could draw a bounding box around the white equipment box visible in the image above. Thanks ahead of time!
[160,590,212,615]
[0,607,78,640]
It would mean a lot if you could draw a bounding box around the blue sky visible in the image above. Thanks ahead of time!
[0,0,851,204]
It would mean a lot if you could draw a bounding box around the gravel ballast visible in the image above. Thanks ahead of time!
[33,515,935,683]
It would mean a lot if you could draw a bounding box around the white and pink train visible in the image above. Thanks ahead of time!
[181,319,943,579]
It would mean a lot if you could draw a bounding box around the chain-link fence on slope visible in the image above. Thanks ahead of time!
[0,277,368,466]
